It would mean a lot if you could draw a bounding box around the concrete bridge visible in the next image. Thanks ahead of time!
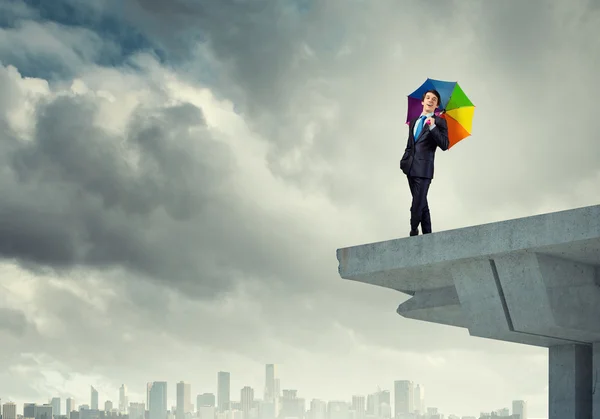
[336,204,600,419]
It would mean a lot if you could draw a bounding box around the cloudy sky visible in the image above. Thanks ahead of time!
[1,0,600,418]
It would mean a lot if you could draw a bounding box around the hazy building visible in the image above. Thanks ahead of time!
[3,402,17,419]
[413,385,424,415]
[197,394,216,409]
[119,385,129,414]
[177,382,192,419]
[79,407,101,419]
[264,365,276,402]
[36,404,53,419]
[258,401,275,419]
[149,382,168,419]
[198,406,215,419]
[280,390,304,419]
[241,387,254,419]
[105,401,113,413]
[90,387,99,411]
[218,372,231,413]
[274,379,281,400]
[512,400,527,419]
[51,398,61,418]
[24,403,36,418]
[66,399,76,415]
[351,396,365,419]
[393,381,413,417]
[308,400,326,419]
[128,403,145,419]
[327,402,349,419]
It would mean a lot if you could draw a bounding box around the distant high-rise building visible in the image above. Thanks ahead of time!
[512,400,527,419]
[274,379,281,399]
[367,389,389,417]
[149,382,168,419]
[379,391,390,406]
[279,390,303,419]
[66,399,75,415]
[196,394,215,409]
[35,404,53,419]
[327,401,349,419]
[119,385,129,414]
[177,382,192,419]
[24,403,36,418]
[105,401,113,413]
[218,372,231,412]
[51,398,61,418]
[147,383,153,410]
[413,385,425,414]
[129,403,145,419]
[351,396,365,419]
[265,365,276,402]
[241,387,254,419]
[308,400,326,419]
[3,402,17,419]
[91,387,99,410]
[394,381,413,417]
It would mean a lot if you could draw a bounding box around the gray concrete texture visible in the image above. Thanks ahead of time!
[336,204,600,419]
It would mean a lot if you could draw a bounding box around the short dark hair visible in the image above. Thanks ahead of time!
[422,89,441,107]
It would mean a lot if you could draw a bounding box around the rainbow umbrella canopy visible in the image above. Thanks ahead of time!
[406,78,475,149]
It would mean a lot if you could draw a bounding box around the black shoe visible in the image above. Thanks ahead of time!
[409,229,419,236]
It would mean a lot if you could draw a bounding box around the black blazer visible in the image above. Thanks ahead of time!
[400,115,449,179]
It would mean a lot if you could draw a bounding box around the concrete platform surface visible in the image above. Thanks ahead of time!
[336,204,600,347]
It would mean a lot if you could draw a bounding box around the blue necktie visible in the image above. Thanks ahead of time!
[414,115,427,141]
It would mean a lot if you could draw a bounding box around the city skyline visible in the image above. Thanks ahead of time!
[0,364,531,419]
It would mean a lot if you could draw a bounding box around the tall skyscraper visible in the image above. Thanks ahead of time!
[129,403,146,419]
[24,403,36,418]
[218,372,231,413]
[327,402,349,419]
[308,400,326,419]
[119,385,129,414]
[512,400,527,419]
[51,398,61,418]
[66,399,75,415]
[241,387,254,419]
[149,382,168,419]
[265,364,276,401]
[147,383,153,410]
[91,387,99,410]
[413,385,425,414]
[196,394,215,409]
[177,382,192,419]
[36,404,53,419]
[394,381,414,417]
[3,402,17,419]
[351,396,365,419]
[379,391,390,406]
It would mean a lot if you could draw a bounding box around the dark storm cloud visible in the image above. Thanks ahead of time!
[0,61,337,300]
[0,307,31,336]
[0,0,157,80]
[0,64,241,295]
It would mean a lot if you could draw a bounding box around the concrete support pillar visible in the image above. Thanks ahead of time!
[549,344,592,419]
[594,342,600,419]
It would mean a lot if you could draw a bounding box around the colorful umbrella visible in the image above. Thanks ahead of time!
[406,78,475,149]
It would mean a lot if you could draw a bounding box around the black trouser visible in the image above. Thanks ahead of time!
[407,176,432,233]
